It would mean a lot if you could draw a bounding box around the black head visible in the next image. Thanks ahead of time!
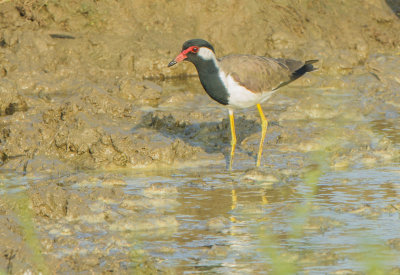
[181,39,215,53]
[168,39,216,67]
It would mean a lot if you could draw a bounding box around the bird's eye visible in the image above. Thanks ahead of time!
[192,47,199,53]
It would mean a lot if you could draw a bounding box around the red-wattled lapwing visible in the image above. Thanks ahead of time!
[168,39,318,169]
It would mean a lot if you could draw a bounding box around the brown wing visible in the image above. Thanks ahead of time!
[218,55,304,93]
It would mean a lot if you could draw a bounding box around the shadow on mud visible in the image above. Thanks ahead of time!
[139,112,272,165]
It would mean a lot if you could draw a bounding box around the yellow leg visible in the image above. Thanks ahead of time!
[256,103,268,167]
[229,109,236,170]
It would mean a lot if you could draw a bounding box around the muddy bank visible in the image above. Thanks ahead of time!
[1,53,399,173]
[1,0,399,79]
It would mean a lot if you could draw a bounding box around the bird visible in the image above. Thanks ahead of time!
[168,39,317,169]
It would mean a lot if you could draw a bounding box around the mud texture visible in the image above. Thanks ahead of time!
[0,0,399,173]
[0,0,400,273]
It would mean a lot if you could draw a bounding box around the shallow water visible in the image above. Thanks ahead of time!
[117,164,400,273]
[3,163,400,273]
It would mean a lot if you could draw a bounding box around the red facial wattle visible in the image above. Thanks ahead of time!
[168,46,199,67]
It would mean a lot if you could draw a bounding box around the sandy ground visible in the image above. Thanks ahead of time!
[0,0,400,273]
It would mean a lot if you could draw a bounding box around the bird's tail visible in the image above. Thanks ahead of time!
[272,59,319,91]
[304,59,319,72]
[291,59,318,80]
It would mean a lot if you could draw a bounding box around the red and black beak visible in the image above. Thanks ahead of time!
[168,51,187,67]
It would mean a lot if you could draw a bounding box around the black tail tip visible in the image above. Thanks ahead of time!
[305,59,319,72]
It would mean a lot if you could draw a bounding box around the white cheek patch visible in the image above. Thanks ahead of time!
[198,47,216,61]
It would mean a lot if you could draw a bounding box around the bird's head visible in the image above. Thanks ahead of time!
[168,39,215,67]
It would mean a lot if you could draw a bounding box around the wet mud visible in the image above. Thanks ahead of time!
[0,0,400,273]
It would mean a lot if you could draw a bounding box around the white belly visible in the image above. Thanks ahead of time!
[219,72,276,109]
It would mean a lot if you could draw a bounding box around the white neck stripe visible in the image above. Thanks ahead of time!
[198,47,216,61]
